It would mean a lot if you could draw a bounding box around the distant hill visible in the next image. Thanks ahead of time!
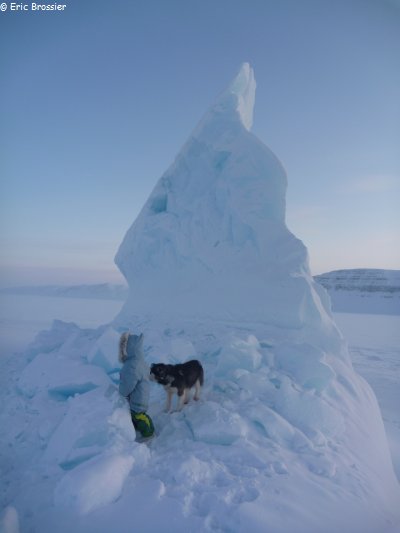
[0,283,128,301]
[314,269,400,315]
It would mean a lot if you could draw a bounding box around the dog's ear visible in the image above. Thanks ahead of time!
[150,363,155,370]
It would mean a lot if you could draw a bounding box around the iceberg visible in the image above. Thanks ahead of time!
[114,63,339,354]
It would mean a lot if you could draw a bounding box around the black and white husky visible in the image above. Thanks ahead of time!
[150,360,204,412]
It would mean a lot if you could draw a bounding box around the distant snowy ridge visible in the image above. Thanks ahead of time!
[0,283,128,301]
[315,268,400,292]
[315,269,400,315]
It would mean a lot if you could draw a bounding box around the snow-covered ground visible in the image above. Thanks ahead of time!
[0,295,399,532]
[334,313,400,482]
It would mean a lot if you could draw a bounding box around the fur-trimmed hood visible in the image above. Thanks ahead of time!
[118,331,144,363]
[119,331,130,363]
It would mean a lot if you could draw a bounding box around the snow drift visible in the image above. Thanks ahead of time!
[2,64,399,532]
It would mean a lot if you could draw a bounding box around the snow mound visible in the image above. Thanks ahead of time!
[18,352,109,399]
[86,326,121,372]
[25,319,82,360]
[53,452,135,515]
[186,401,248,445]
[3,314,400,532]
[42,388,116,469]
[216,334,262,375]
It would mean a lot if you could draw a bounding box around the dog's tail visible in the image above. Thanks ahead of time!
[119,331,130,363]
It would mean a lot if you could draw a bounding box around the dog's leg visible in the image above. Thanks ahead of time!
[194,379,201,401]
[165,389,173,412]
[177,390,185,411]
[184,388,190,404]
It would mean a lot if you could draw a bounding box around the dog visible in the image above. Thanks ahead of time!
[150,360,204,412]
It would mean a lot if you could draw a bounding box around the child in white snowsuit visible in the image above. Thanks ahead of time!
[119,332,154,439]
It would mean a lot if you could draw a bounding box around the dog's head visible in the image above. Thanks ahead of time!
[150,363,172,385]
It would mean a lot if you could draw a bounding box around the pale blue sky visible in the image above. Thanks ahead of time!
[1,0,399,287]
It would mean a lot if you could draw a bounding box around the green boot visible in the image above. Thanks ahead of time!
[130,411,155,439]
